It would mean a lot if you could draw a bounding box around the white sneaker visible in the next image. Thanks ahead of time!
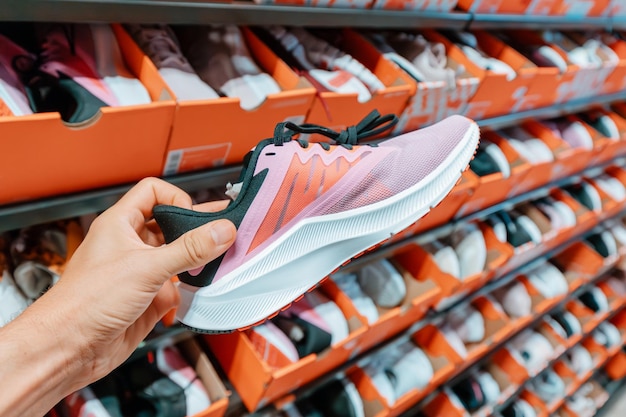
[422,240,461,279]
[451,223,487,280]
[594,174,626,202]
[530,370,565,402]
[564,345,593,375]
[357,259,406,308]
[493,280,532,318]
[447,305,485,343]
[332,272,379,325]
[510,330,554,373]
[12,260,60,301]
[473,370,500,405]
[248,321,300,364]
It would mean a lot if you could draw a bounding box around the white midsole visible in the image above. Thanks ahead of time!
[178,123,480,330]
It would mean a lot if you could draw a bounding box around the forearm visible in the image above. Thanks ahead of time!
[0,294,90,417]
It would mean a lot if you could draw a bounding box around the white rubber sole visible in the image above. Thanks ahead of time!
[177,122,480,332]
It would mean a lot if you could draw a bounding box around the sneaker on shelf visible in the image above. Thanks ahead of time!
[175,25,281,110]
[274,290,349,358]
[563,345,594,376]
[493,280,532,318]
[509,330,554,373]
[451,223,487,279]
[451,376,486,412]
[586,230,618,258]
[0,34,34,116]
[473,370,501,406]
[367,31,457,88]
[124,24,220,101]
[247,321,300,366]
[153,112,480,332]
[470,141,510,178]
[551,310,582,338]
[357,258,407,308]
[529,262,569,298]
[593,174,626,202]
[421,239,461,279]
[578,286,610,313]
[593,322,622,348]
[498,126,555,164]
[121,345,211,417]
[564,181,603,213]
[529,370,565,402]
[447,305,485,343]
[264,26,378,103]
[295,378,365,417]
[534,196,577,231]
[543,118,594,150]
[66,374,124,417]
[579,111,620,140]
[331,272,379,324]
[501,399,537,417]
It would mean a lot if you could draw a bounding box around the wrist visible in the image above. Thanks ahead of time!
[0,290,92,417]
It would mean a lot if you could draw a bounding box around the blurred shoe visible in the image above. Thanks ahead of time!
[593,322,621,348]
[544,119,594,150]
[530,370,565,402]
[502,399,537,417]
[552,310,582,338]
[247,321,300,366]
[499,126,554,164]
[451,223,487,279]
[447,305,485,343]
[67,375,124,417]
[124,24,220,101]
[422,239,461,279]
[176,25,281,110]
[492,211,541,248]
[586,230,618,258]
[530,262,569,298]
[332,272,379,324]
[493,280,532,318]
[535,196,577,230]
[564,345,593,375]
[580,112,620,140]
[470,141,510,177]
[275,290,349,358]
[594,174,626,201]
[375,31,457,87]
[12,260,59,300]
[578,286,610,313]
[357,259,406,308]
[564,181,602,212]
[451,376,485,412]
[0,34,34,115]
[532,45,569,72]
[296,378,365,417]
[0,271,30,327]
[268,26,381,102]
[605,274,626,297]
[565,392,596,417]
[510,330,554,373]
[473,370,500,405]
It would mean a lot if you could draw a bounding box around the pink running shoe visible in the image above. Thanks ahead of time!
[154,111,479,332]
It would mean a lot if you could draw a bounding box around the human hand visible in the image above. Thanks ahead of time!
[0,177,236,417]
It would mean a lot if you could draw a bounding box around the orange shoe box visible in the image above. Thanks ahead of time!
[519,273,565,315]
[0,24,176,205]
[554,359,579,396]
[422,388,468,417]
[552,0,612,16]
[522,120,594,181]
[456,131,533,218]
[490,346,531,385]
[63,338,229,417]
[372,0,458,10]
[610,308,626,345]
[605,346,626,379]
[462,296,513,361]
[301,29,413,135]
[519,389,549,417]
[472,30,559,112]
[457,0,560,14]
[158,27,316,175]
[204,285,370,411]
[552,241,605,290]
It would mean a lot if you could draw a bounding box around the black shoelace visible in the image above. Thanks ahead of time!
[272,110,398,150]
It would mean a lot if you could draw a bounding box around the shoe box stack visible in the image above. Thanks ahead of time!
[2,4,626,203]
[3,1,626,417]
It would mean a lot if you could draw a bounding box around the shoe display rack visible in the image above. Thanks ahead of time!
[3,2,626,417]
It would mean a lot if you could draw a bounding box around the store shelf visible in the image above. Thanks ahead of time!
[0,0,468,28]
[1,0,623,30]
[2,91,626,233]
[0,165,241,233]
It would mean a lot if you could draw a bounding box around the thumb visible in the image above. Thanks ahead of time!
[153,219,236,278]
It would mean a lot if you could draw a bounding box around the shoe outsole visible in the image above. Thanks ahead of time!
[181,124,481,334]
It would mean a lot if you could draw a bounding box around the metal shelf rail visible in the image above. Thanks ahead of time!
[2,0,626,30]
[1,91,625,233]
